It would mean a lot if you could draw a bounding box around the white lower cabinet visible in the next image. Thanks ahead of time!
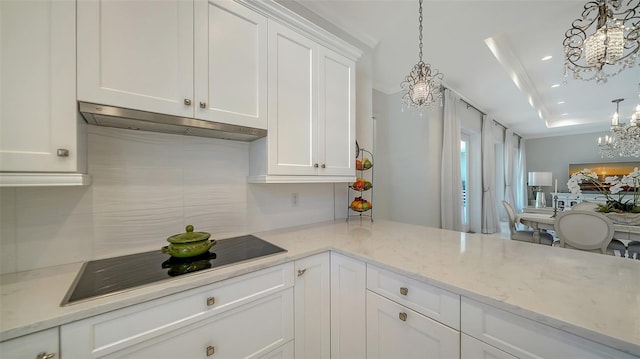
[294,252,331,359]
[260,340,294,359]
[0,327,59,359]
[330,252,367,359]
[100,289,293,359]
[366,264,461,359]
[366,291,460,359]
[61,263,294,358]
[461,297,638,359]
[461,333,516,359]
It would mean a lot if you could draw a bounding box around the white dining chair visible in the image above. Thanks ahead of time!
[554,210,626,256]
[502,200,554,245]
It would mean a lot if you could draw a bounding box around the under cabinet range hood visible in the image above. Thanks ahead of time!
[78,102,267,142]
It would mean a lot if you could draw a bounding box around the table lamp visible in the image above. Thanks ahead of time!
[528,171,552,208]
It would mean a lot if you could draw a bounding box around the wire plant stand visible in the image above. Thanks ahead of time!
[347,147,374,222]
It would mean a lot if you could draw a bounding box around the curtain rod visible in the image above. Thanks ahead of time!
[442,85,521,139]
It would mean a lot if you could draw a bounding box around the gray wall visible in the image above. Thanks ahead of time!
[373,89,444,228]
[525,132,639,196]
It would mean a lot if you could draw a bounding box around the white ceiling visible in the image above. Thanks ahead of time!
[287,0,640,139]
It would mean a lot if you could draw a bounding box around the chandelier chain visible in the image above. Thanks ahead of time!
[418,0,423,62]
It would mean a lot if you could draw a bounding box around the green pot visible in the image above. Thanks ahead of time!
[162,225,216,258]
[161,239,216,258]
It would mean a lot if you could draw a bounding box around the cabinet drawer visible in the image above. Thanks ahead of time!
[366,291,460,359]
[104,288,293,359]
[461,297,638,359]
[367,264,460,329]
[0,327,59,359]
[62,262,293,358]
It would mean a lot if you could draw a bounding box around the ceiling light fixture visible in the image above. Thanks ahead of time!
[564,0,640,83]
[400,0,443,112]
[541,55,553,61]
[598,96,640,157]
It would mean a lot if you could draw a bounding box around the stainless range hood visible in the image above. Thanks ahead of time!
[79,102,267,142]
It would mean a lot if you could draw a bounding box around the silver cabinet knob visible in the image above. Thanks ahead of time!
[314,163,319,168]
[206,346,215,356]
[206,297,215,306]
[56,149,69,157]
[400,287,408,296]
[399,312,407,321]
[184,99,192,106]
[36,353,55,359]
[321,164,326,168]
[297,269,307,277]
[200,102,207,108]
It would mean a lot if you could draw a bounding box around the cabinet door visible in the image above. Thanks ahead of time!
[0,0,81,172]
[77,0,193,118]
[367,291,460,359]
[103,289,293,359]
[0,328,59,359]
[294,252,330,359]
[330,252,366,359]
[194,0,267,129]
[318,47,356,176]
[267,20,318,175]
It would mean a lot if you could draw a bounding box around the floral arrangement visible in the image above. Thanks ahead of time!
[567,167,640,213]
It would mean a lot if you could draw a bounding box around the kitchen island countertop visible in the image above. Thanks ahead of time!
[1,220,639,355]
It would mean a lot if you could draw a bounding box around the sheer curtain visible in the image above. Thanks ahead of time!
[440,89,463,231]
[503,128,515,208]
[514,139,527,212]
[481,115,499,234]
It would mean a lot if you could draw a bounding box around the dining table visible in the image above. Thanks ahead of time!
[517,212,640,246]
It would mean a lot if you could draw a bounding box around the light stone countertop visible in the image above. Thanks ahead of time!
[1,220,639,356]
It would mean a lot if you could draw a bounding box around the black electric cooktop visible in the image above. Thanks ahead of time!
[61,235,286,306]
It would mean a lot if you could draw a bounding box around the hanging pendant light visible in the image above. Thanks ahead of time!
[400,0,444,111]
[597,95,640,158]
[563,0,640,83]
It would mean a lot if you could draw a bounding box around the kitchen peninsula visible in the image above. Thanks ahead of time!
[1,220,639,358]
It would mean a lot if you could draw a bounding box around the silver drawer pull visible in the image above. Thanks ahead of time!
[399,312,407,321]
[200,101,207,108]
[400,287,408,296]
[184,99,192,106]
[56,149,69,157]
[206,297,215,306]
[297,269,307,276]
[206,346,215,356]
[36,353,55,359]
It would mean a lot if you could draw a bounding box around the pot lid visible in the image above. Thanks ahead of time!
[167,225,211,243]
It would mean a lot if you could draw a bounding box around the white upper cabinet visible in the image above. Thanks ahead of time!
[0,0,89,186]
[265,20,318,176]
[248,18,358,183]
[194,0,267,129]
[77,0,194,118]
[318,46,356,177]
[77,0,267,129]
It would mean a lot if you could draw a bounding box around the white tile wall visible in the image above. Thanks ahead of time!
[0,126,344,274]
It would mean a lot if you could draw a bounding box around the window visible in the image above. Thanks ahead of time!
[461,135,470,232]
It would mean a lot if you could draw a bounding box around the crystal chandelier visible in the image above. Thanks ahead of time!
[563,0,640,83]
[598,98,640,157]
[400,0,443,111]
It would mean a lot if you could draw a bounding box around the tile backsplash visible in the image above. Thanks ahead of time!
[0,126,346,274]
